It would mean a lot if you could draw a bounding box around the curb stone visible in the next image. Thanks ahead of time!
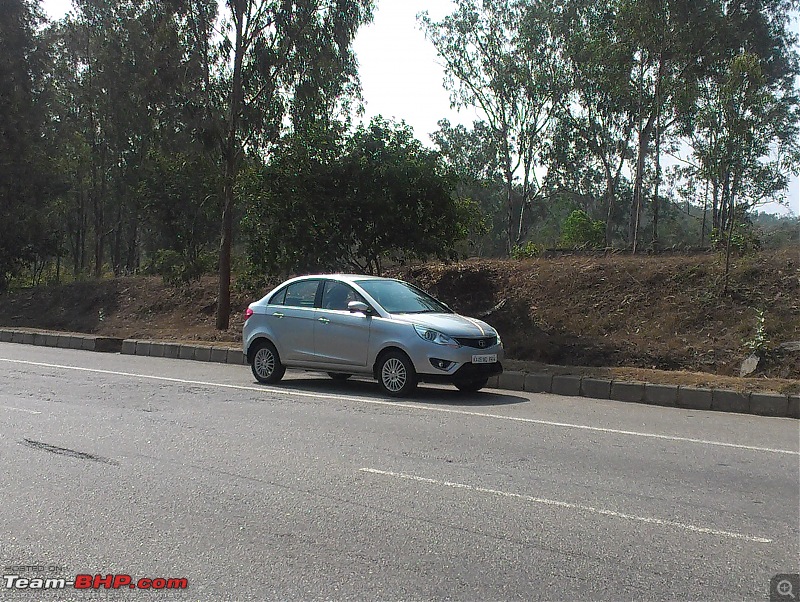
[789,396,800,419]
[498,371,525,391]
[581,378,612,400]
[711,389,750,414]
[677,386,713,410]
[610,381,645,403]
[643,384,678,407]
[149,342,167,358]
[524,373,552,393]
[210,347,228,363]
[552,375,582,397]
[749,393,789,417]
[1,328,797,418]
[136,341,153,356]
[226,349,245,365]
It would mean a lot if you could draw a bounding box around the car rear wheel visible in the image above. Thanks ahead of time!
[454,377,489,393]
[251,341,286,384]
[328,372,352,381]
[377,351,417,397]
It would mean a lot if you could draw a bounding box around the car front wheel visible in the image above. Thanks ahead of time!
[251,341,286,384]
[377,351,417,397]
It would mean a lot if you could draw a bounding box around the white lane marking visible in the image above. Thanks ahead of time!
[0,405,41,415]
[1,358,797,456]
[360,468,773,544]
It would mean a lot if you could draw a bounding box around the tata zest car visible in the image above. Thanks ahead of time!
[242,274,504,396]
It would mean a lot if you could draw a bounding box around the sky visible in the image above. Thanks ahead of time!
[42,0,799,215]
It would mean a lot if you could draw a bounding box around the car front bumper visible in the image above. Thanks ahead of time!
[408,343,505,383]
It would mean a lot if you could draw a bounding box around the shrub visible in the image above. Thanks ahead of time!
[511,241,543,259]
[560,210,605,248]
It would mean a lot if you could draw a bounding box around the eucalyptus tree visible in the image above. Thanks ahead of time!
[431,119,505,255]
[550,0,636,246]
[0,0,58,289]
[675,2,800,236]
[207,0,374,329]
[420,0,566,255]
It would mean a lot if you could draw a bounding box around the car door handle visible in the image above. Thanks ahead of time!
[317,317,330,324]
[272,312,284,318]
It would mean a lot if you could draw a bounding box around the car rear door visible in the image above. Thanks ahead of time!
[265,279,320,362]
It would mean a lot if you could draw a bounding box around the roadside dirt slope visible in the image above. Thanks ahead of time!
[1,248,797,393]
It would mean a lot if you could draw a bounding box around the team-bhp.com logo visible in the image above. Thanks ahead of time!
[4,573,188,591]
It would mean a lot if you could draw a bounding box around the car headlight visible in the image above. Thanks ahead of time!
[495,332,502,347]
[413,325,460,347]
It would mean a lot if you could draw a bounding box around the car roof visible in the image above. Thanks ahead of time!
[294,274,393,283]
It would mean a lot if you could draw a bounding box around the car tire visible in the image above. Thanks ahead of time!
[377,351,417,397]
[328,372,352,381]
[251,340,286,384]
[454,377,489,393]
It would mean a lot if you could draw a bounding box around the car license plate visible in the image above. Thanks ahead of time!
[472,354,497,364]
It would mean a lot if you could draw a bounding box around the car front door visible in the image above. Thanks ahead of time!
[313,280,371,367]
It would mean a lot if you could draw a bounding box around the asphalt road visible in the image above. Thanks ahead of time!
[1,342,798,601]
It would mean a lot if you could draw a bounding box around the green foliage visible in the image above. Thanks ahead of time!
[420,0,565,253]
[145,249,217,286]
[560,210,605,248]
[0,0,58,290]
[242,117,477,276]
[138,151,222,260]
[743,309,770,356]
[711,224,761,257]
[511,241,544,259]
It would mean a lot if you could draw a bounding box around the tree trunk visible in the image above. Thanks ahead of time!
[630,114,655,253]
[216,3,246,330]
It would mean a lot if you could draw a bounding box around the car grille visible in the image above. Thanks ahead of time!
[454,336,497,349]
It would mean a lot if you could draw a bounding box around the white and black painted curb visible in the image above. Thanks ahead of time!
[2,328,797,419]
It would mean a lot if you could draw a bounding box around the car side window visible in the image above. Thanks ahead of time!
[268,287,287,305]
[282,280,319,308]
[321,281,366,311]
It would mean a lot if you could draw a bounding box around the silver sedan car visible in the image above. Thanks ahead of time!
[243,274,504,396]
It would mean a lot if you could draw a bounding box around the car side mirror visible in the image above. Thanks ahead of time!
[348,301,371,314]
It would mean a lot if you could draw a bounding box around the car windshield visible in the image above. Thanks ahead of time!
[356,279,452,314]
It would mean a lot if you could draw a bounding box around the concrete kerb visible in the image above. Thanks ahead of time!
[610,381,646,403]
[148,342,167,358]
[789,396,800,419]
[677,387,713,411]
[643,383,678,407]
[135,341,152,357]
[711,389,750,414]
[581,378,612,400]
[498,371,526,391]
[749,393,789,417]
[552,375,582,397]
[1,328,797,418]
[227,349,246,365]
[210,347,229,364]
[524,373,552,393]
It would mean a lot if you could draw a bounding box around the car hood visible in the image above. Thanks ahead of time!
[390,312,497,337]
